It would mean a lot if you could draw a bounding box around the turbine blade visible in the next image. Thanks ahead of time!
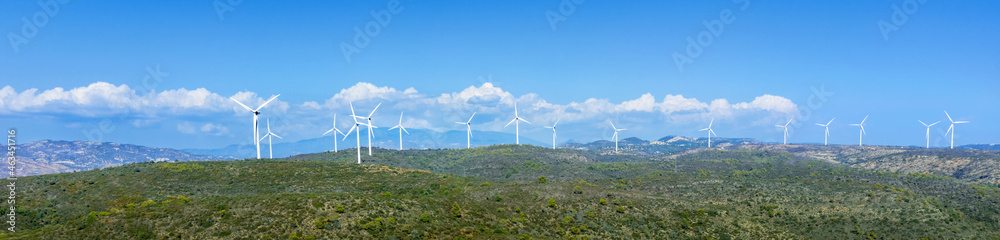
[815,123,825,126]
[929,121,940,126]
[861,115,868,124]
[775,125,784,128]
[455,121,465,124]
[543,126,553,129]
[520,118,531,125]
[323,128,336,136]
[229,97,254,112]
[349,102,358,119]
[860,126,866,135]
[699,128,708,131]
[388,125,399,130]
[398,112,404,124]
[505,118,517,127]
[710,129,717,137]
[785,119,793,126]
[954,121,969,124]
[468,112,476,123]
[826,118,835,125]
[553,118,560,128]
[401,127,409,134]
[368,102,382,118]
[255,94,280,111]
[708,118,714,128]
[618,128,627,131]
[919,120,927,127]
[609,121,616,130]
[272,133,283,139]
[946,124,953,136]
[343,125,357,141]
[945,111,954,123]
[335,129,345,135]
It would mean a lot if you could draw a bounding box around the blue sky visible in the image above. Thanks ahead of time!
[1,0,997,149]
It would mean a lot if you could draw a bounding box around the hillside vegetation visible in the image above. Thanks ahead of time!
[4,147,1000,239]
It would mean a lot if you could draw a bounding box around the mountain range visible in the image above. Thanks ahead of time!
[1,140,234,178]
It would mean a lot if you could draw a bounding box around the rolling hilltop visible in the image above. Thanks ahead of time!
[5,146,1000,239]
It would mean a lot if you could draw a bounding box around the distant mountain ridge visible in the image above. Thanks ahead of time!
[2,140,234,178]
[181,128,549,159]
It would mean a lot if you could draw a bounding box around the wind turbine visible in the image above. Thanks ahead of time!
[944,111,969,149]
[230,94,280,159]
[342,102,370,164]
[387,112,409,150]
[848,115,868,146]
[609,121,626,151]
[775,119,792,145]
[543,118,560,149]
[699,118,717,148]
[322,114,346,152]
[918,120,940,149]
[258,118,283,159]
[504,102,531,144]
[815,118,834,145]
[352,103,381,155]
[455,112,476,149]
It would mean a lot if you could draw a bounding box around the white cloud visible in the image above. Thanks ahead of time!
[0,82,289,117]
[4,81,801,144]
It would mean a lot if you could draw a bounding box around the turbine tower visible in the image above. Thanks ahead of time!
[944,111,969,149]
[352,103,381,155]
[343,102,370,164]
[322,114,346,152]
[504,102,531,144]
[848,115,868,146]
[918,120,940,149]
[230,94,280,159]
[259,118,283,159]
[387,112,409,150]
[609,121,627,151]
[815,118,834,145]
[543,118,560,149]
[775,119,792,145]
[699,118,717,148]
[455,112,476,149]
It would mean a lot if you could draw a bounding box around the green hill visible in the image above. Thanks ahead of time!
[4,146,1000,239]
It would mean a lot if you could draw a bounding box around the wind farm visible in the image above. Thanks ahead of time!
[4,1,997,239]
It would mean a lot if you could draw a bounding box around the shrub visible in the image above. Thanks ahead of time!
[570,227,581,234]
[548,198,557,209]
[616,206,625,213]
[419,212,431,223]
[451,202,463,218]
[538,176,547,183]
[335,204,345,213]
[495,195,503,202]
[599,199,607,205]
[573,186,583,194]
[481,182,490,187]
[381,191,392,197]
